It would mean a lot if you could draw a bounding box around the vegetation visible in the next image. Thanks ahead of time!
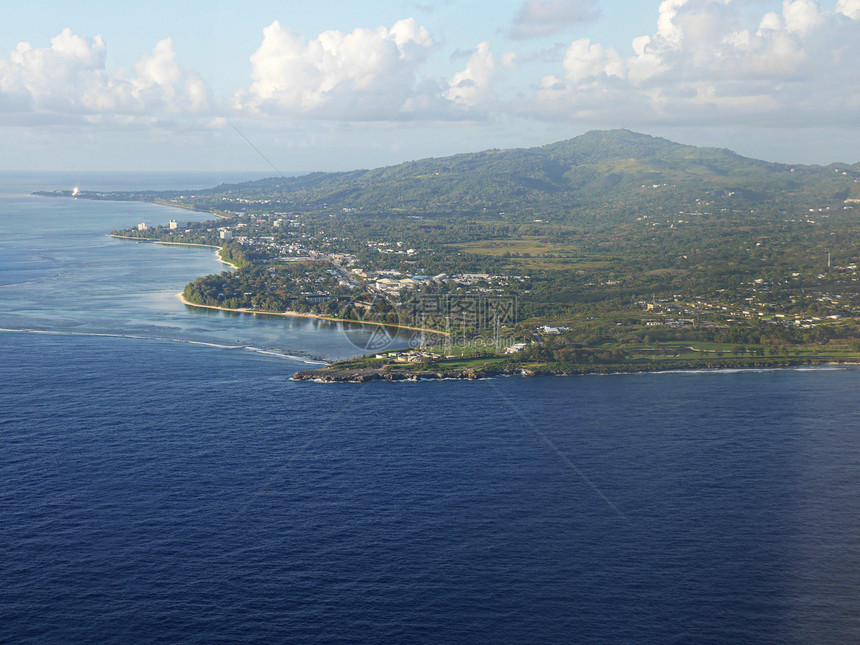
[44,129,860,376]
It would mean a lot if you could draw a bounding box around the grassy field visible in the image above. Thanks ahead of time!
[448,238,574,257]
[447,237,616,272]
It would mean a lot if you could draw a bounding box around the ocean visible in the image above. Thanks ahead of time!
[1,173,859,643]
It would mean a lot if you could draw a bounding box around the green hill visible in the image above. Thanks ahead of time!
[50,130,860,223]
[191,129,857,221]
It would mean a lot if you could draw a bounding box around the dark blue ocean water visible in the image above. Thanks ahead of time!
[2,174,860,643]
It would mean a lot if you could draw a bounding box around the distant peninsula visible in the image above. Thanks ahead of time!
[38,129,860,378]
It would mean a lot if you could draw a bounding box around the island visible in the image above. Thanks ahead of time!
[37,129,860,380]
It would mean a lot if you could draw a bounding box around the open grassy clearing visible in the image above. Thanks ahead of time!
[448,238,575,257]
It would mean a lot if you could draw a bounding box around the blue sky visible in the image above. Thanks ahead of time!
[2,0,860,172]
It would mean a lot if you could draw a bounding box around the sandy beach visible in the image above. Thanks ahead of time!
[116,234,444,336]
[175,293,449,337]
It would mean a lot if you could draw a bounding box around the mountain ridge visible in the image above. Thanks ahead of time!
[46,130,860,224]
[189,129,858,221]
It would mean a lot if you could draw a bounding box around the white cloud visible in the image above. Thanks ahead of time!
[757,12,784,34]
[444,41,496,107]
[525,0,860,127]
[562,38,624,82]
[781,0,822,36]
[4,3,860,141]
[510,0,602,39]
[654,0,688,46]
[627,35,664,82]
[0,29,211,121]
[236,19,438,119]
[128,38,211,114]
[1,29,107,114]
[836,0,860,20]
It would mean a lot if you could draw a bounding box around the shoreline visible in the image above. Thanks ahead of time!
[103,197,860,382]
[150,199,231,220]
[292,358,860,383]
[114,230,446,337]
[35,191,230,221]
[110,235,238,269]
[175,293,450,337]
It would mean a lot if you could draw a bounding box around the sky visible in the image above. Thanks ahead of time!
[2,0,860,172]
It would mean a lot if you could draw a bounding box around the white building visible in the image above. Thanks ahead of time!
[169,220,186,230]
[137,222,148,231]
[219,229,233,240]
[505,343,528,354]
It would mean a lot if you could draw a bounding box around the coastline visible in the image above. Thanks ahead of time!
[292,358,860,383]
[150,199,231,220]
[175,292,450,337]
[114,229,447,337]
[110,235,238,269]
[101,197,860,384]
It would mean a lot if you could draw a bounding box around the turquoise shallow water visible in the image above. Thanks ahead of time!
[0,172,411,362]
[2,173,860,644]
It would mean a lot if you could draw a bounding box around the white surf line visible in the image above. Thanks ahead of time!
[0,327,326,363]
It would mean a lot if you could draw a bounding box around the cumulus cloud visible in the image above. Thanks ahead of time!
[836,0,860,20]
[781,0,823,35]
[235,18,439,120]
[561,38,624,81]
[510,0,602,39]
[444,41,496,107]
[6,3,858,136]
[0,29,211,122]
[525,0,860,127]
[0,21,500,126]
[130,38,211,113]
[0,29,107,114]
